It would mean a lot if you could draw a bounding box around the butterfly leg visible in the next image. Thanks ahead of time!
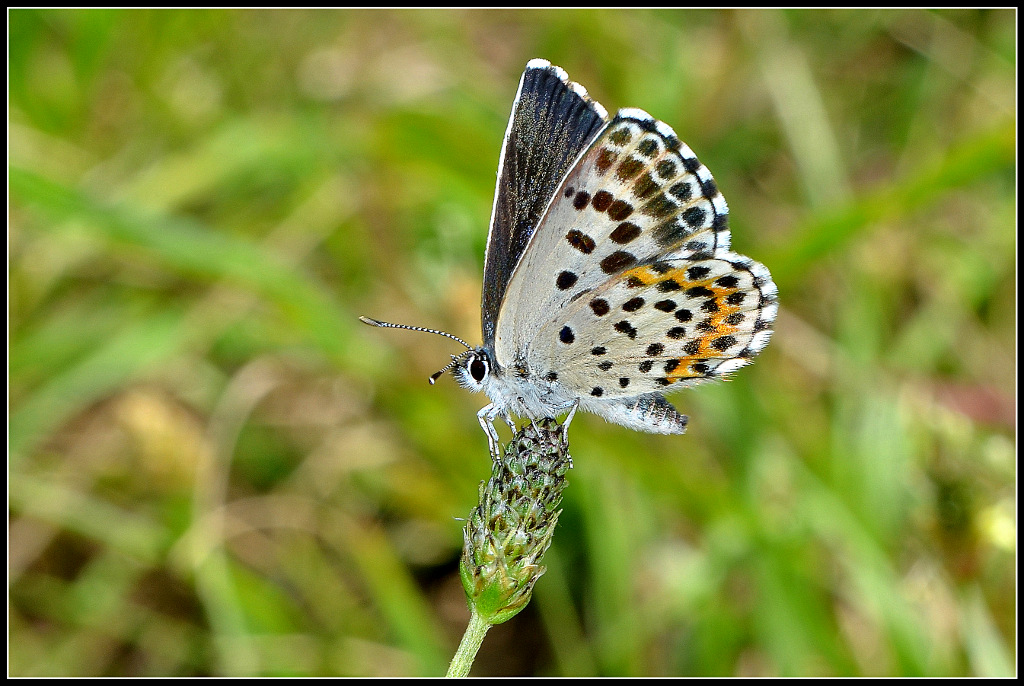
[477,404,503,459]
[515,398,541,434]
[562,399,580,440]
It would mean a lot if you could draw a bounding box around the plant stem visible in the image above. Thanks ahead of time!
[449,417,571,676]
[446,608,491,677]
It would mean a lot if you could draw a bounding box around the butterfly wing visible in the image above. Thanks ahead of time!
[494,109,777,431]
[481,59,608,349]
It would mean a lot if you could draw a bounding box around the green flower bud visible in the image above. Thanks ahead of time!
[460,417,572,625]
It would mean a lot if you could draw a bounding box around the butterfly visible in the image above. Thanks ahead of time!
[362,59,777,456]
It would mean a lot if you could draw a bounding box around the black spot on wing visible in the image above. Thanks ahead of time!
[566,229,596,254]
[637,138,658,157]
[687,286,714,298]
[681,156,701,173]
[609,127,632,145]
[633,172,660,199]
[591,190,613,211]
[641,194,677,219]
[695,169,718,196]
[726,292,747,306]
[607,200,634,221]
[682,205,707,228]
[601,251,637,274]
[610,222,642,244]
[667,326,686,339]
[668,182,692,202]
[595,148,616,173]
[685,239,709,254]
[653,220,689,247]
[623,297,645,312]
[711,335,737,351]
[614,320,638,339]
[655,299,676,312]
[616,157,644,180]
[556,271,578,290]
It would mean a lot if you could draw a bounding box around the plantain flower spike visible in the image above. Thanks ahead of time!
[459,416,573,625]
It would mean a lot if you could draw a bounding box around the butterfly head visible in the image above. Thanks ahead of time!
[448,348,492,392]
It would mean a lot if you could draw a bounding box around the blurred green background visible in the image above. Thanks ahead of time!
[8,8,1015,677]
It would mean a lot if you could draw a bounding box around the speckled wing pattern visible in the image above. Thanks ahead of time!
[481,60,608,349]
[495,109,777,416]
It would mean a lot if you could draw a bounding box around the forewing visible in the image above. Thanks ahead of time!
[495,109,777,397]
[482,59,608,348]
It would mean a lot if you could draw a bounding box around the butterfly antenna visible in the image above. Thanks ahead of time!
[359,316,473,385]
[358,316,472,349]
[429,354,466,385]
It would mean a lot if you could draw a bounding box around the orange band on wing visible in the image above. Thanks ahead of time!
[620,264,745,382]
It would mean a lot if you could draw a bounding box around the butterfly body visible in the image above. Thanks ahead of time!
[469,350,692,435]
[453,347,576,420]
[364,59,777,452]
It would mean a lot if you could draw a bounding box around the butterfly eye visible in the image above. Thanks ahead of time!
[470,357,488,382]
